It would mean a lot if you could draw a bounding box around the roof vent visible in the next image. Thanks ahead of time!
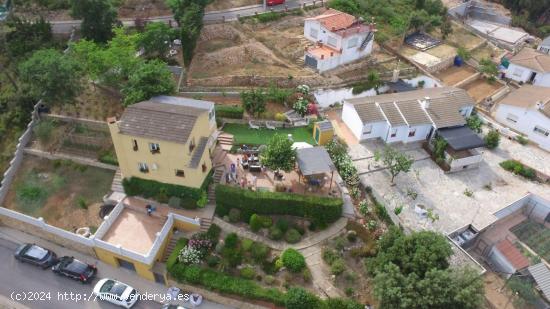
[536,100,544,110]
[420,97,431,109]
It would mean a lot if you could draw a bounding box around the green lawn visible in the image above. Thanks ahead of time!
[222,123,315,145]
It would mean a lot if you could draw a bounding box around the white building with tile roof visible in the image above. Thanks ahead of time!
[506,48,550,87]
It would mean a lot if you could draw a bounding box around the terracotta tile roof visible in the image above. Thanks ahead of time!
[496,239,530,270]
[510,48,550,73]
[307,9,358,32]
[499,85,550,118]
[307,45,341,60]
[118,96,212,144]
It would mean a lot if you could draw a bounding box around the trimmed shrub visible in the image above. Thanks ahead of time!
[275,218,289,232]
[285,228,301,244]
[249,214,262,232]
[206,255,220,267]
[123,176,204,204]
[222,247,243,267]
[206,224,221,245]
[260,215,273,228]
[166,238,188,271]
[322,248,339,265]
[215,105,243,119]
[215,185,342,225]
[330,258,346,276]
[268,226,283,240]
[485,129,500,149]
[241,238,254,252]
[281,248,306,273]
[285,287,319,309]
[302,268,312,282]
[250,242,270,262]
[500,160,537,180]
[228,208,241,223]
[264,275,275,285]
[224,233,239,249]
[240,266,256,279]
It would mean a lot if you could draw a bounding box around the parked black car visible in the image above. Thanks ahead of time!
[52,256,97,283]
[14,243,57,269]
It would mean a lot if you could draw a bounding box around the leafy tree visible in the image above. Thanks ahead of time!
[19,49,82,105]
[260,134,296,173]
[433,136,448,163]
[479,58,498,77]
[70,0,117,43]
[466,114,482,133]
[285,287,320,309]
[484,130,500,149]
[122,60,175,106]
[374,146,414,184]
[179,2,204,66]
[457,46,471,61]
[138,22,176,60]
[368,227,453,277]
[5,17,53,60]
[241,88,267,117]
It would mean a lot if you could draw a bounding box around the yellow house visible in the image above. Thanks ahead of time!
[108,96,217,188]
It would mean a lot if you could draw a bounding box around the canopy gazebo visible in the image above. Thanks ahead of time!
[296,147,336,193]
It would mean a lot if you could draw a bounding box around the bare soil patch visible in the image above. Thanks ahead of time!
[435,65,477,86]
[117,0,171,18]
[3,156,114,232]
[484,272,522,309]
[50,83,124,120]
[461,77,503,102]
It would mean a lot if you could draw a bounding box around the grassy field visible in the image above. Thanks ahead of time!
[223,123,315,145]
[3,156,114,231]
[511,220,550,262]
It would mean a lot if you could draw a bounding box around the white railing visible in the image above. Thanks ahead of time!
[143,214,174,263]
[93,202,125,239]
[172,213,202,227]
[0,207,94,246]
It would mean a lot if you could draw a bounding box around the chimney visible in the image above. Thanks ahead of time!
[420,96,430,109]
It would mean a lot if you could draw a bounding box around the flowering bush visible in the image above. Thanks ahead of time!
[293,97,309,117]
[296,84,310,96]
[359,200,370,216]
[326,140,360,189]
[178,247,202,265]
[307,103,318,116]
[188,238,212,256]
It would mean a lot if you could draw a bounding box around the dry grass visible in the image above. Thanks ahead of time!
[462,77,504,102]
[435,65,478,86]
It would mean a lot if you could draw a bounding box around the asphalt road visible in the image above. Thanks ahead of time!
[0,238,159,309]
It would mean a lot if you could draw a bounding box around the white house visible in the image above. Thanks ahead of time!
[494,85,550,151]
[506,48,550,87]
[303,9,375,72]
[538,36,550,55]
[342,87,475,143]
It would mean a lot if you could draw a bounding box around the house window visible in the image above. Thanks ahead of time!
[132,139,138,151]
[408,128,416,137]
[310,28,318,39]
[533,126,550,137]
[506,113,518,123]
[209,109,215,121]
[512,68,524,77]
[202,163,207,172]
[347,37,358,49]
[175,169,185,177]
[149,143,160,154]
[138,162,149,173]
[189,138,196,152]
[363,125,372,135]
[327,36,337,48]
[390,128,397,138]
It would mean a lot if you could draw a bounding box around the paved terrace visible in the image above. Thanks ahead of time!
[359,141,550,235]
[101,208,166,255]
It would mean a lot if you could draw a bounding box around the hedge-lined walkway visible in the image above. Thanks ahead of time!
[212,216,347,251]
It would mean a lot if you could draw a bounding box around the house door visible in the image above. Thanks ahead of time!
[528,72,537,83]
[153,272,166,285]
[117,258,136,272]
[305,55,318,70]
[315,128,320,143]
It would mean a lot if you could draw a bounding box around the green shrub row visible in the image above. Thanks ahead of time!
[215,185,342,225]
[169,263,287,305]
[499,160,537,180]
[98,149,119,166]
[122,176,204,203]
[166,238,188,270]
[215,105,243,119]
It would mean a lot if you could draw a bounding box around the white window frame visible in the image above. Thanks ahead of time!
[138,162,149,173]
[347,37,358,49]
[363,125,372,135]
[390,128,397,138]
[408,128,416,137]
[309,28,318,39]
[327,36,337,48]
[506,113,518,123]
[149,142,160,153]
[533,126,550,137]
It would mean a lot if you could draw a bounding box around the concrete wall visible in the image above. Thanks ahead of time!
[108,111,215,188]
[495,104,550,151]
[533,72,550,88]
[341,102,364,140]
[447,148,483,172]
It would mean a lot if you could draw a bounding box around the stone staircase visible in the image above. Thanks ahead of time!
[111,169,124,193]
[161,233,189,263]
[218,132,234,151]
[200,217,212,232]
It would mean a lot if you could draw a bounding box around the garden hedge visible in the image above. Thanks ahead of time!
[122,175,212,203]
[215,105,243,119]
[215,185,343,225]
[499,160,537,180]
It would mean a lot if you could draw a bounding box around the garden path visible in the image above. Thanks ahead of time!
[212,217,347,251]
[301,245,344,298]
